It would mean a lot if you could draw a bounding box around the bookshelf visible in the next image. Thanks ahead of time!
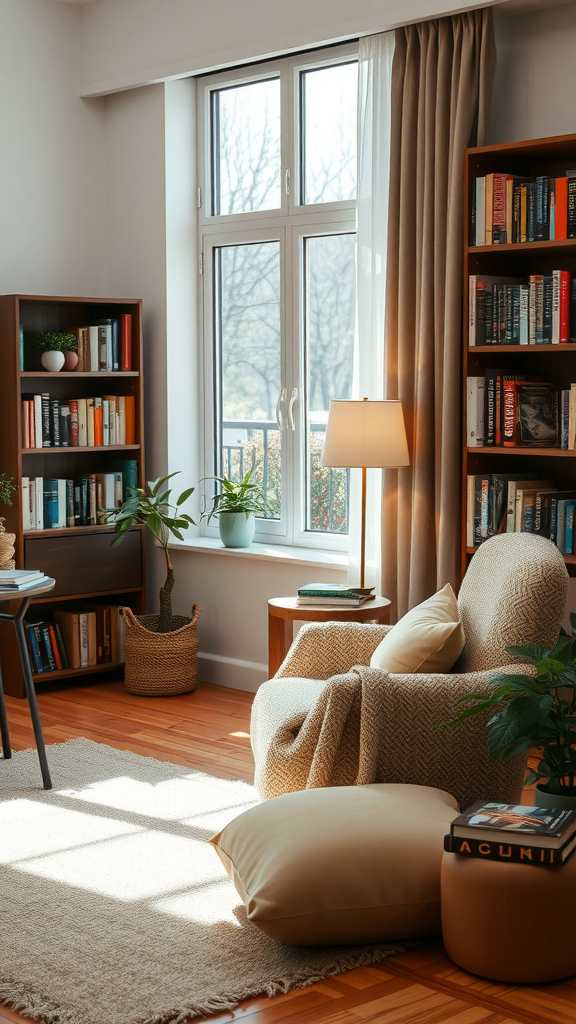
[0,294,146,697]
[463,134,576,580]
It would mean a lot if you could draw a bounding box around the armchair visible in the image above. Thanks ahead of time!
[251,534,568,807]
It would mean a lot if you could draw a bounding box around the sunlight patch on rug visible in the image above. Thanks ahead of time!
[0,738,412,1024]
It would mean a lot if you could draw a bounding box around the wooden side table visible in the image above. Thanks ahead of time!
[0,578,55,789]
[268,596,391,678]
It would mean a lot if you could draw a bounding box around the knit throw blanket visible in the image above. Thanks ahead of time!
[252,665,525,808]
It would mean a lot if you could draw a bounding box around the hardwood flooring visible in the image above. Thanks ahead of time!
[1,678,575,1024]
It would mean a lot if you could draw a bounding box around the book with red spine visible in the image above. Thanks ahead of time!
[491,173,512,243]
[68,398,79,446]
[124,396,136,445]
[94,398,103,446]
[121,314,132,371]
[555,177,568,240]
[47,624,63,670]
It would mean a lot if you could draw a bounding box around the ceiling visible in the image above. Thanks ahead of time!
[43,0,576,14]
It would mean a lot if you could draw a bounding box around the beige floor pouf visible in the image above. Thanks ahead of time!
[210,782,458,945]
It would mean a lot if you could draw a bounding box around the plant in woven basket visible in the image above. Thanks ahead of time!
[105,473,196,633]
[446,637,576,801]
[0,473,17,569]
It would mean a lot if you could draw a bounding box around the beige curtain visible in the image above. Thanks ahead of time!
[382,8,496,620]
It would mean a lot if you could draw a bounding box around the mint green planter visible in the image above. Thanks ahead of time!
[218,512,255,548]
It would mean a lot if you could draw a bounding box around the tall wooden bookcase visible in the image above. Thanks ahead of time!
[463,134,576,581]
[0,294,146,697]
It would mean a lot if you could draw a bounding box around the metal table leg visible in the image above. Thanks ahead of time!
[13,599,52,790]
[0,656,11,760]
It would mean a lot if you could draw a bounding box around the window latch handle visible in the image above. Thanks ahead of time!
[275,388,287,431]
[285,169,291,196]
[287,387,298,430]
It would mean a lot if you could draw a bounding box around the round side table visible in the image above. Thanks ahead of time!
[267,596,391,678]
[0,578,56,790]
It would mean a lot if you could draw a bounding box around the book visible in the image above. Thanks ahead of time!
[466,377,485,446]
[297,584,375,598]
[444,832,576,866]
[121,313,132,371]
[296,595,374,607]
[0,569,44,587]
[503,381,558,448]
[0,575,51,593]
[514,481,552,533]
[450,800,576,848]
[54,611,82,669]
[565,501,576,554]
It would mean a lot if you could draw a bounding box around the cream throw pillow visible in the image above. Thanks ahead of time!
[369,583,464,674]
[210,783,459,946]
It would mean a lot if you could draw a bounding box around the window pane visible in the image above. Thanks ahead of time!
[305,233,355,534]
[301,63,358,205]
[215,242,282,519]
[212,79,281,215]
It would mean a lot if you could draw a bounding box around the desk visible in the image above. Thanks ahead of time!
[268,595,391,678]
[0,579,55,789]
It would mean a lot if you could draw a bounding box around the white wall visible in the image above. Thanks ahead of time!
[0,0,107,296]
[491,2,576,144]
[79,0,499,97]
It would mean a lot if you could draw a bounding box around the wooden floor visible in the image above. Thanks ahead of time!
[2,678,576,1024]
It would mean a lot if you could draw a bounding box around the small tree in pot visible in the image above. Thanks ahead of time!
[447,636,576,808]
[104,473,200,696]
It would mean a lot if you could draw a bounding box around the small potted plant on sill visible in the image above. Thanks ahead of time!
[447,635,576,809]
[0,473,16,570]
[35,331,78,372]
[104,473,200,697]
[201,468,268,548]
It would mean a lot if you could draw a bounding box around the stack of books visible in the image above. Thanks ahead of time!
[465,470,576,553]
[22,392,136,449]
[0,569,52,593]
[469,271,576,346]
[297,583,375,608]
[470,171,576,246]
[65,314,132,372]
[22,459,137,531]
[27,605,126,673]
[445,800,576,866]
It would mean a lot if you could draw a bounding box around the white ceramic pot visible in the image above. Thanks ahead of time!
[41,350,65,372]
[218,512,256,548]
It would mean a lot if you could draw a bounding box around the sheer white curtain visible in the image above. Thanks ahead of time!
[349,31,395,590]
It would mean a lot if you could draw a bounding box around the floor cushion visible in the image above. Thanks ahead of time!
[209,782,458,945]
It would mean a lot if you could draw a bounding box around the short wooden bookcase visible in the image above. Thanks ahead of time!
[0,294,146,697]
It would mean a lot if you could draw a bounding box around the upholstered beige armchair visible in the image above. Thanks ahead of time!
[251,534,568,808]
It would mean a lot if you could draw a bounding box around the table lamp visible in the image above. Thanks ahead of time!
[321,398,409,589]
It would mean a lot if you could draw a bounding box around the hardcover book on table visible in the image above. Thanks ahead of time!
[451,801,576,846]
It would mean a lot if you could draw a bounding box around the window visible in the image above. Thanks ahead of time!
[198,46,358,548]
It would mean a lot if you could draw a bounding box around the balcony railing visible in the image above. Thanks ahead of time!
[221,418,349,533]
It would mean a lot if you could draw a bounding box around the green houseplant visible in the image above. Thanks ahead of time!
[201,469,268,548]
[105,473,200,696]
[35,331,78,372]
[447,636,576,808]
[0,473,16,569]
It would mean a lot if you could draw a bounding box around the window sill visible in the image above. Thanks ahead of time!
[168,536,348,570]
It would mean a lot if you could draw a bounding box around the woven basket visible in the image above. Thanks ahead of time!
[0,528,15,571]
[122,604,200,696]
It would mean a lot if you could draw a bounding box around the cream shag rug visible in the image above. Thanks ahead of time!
[0,738,410,1024]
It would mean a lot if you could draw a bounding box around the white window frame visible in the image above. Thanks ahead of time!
[197,43,358,550]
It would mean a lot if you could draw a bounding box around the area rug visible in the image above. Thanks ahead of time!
[0,738,411,1024]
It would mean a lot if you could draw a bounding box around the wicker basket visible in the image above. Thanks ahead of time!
[0,527,15,571]
[122,604,200,696]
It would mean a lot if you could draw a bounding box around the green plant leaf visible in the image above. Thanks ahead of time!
[176,487,195,506]
[506,643,550,663]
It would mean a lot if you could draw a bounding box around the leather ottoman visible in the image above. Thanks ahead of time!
[441,851,576,983]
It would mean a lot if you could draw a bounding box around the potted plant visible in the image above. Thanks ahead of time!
[104,473,200,696]
[447,636,576,809]
[201,469,268,548]
[35,331,78,372]
[0,473,16,569]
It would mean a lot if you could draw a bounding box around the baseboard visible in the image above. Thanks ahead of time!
[197,651,268,693]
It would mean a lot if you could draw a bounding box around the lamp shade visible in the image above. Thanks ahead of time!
[321,399,409,469]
